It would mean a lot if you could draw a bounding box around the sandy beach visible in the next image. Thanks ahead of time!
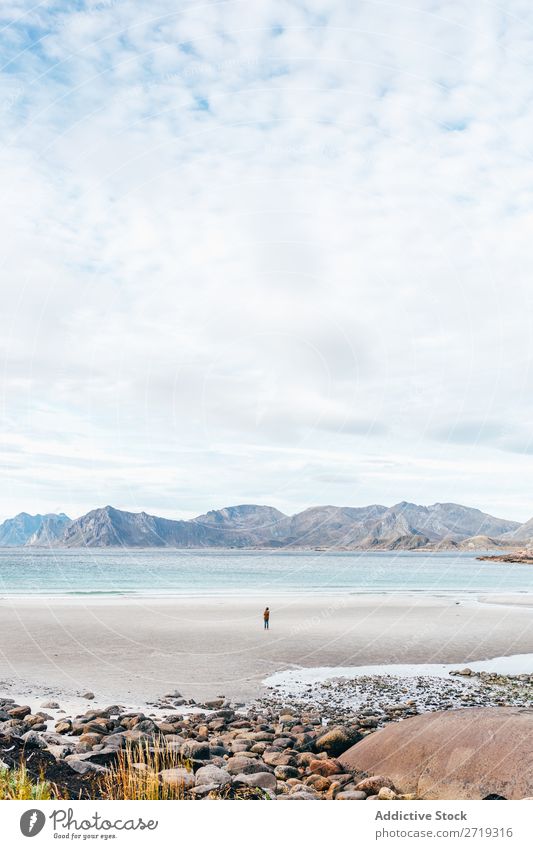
[1,593,532,704]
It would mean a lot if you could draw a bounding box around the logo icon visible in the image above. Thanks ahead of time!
[20,809,46,837]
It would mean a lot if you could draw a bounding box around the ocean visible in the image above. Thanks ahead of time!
[0,548,531,597]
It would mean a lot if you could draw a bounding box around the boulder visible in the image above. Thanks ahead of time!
[225,757,274,776]
[195,765,231,787]
[354,775,396,795]
[66,758,108,775]
[66,747,119,767]
[308,757,342,778]
[8,705,31,720]
[335,790,367,800]
[159,768,195,790]
[55,719,72,734]
[339,707,533,800]
[263,750,296,767]
[274,765,299,780]
[314,725,362,758]
[179,741,210,761]
[233,771,277,791]
[20,731,46,748]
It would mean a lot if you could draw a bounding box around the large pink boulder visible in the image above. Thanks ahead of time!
[339,707,533,799]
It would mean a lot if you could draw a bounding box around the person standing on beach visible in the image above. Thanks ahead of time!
[263,607,270,629]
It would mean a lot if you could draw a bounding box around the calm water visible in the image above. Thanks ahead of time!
[0,549,531,597]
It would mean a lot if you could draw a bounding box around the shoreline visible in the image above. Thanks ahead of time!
[1,593,532,704]
[1,592,532,801]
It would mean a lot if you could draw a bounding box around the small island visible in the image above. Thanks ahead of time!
[477,550,533,564]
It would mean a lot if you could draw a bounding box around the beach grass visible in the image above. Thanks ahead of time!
[98,738,193,800]
[0,764,54,800]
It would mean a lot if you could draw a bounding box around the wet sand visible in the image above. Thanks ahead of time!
[0,593,532,703]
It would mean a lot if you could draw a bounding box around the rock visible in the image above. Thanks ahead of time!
[274,765,299,780]
[82,691,95,700]
[263,750,296,767]
[157,722,179,735]
[305,775,331,792]
[47,744,73,759]
[280,786,321,800]
[65,747,119,767]
[339,707,533,800]
[336,790,367,800]
[66,758,108,775]
[354,775,396,795]
[204,699,225,709]
[8,705,31,720]
[233,772,277,791]
[40,701,60,710]
[225,757,274,776]
[20,731,46,748]
[189,783,221,798]
[79,733,103,746]
[55,719,72,734]
[378,787,398,800]
[159,768,195,790]
[179,741,210,761]
[314,725,362,758]
[42,732,70,746]
[308,757,342,777]
[195,765,231,787]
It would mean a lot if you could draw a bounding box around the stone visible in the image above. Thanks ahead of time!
[82,691,95,700]
[314,725,362,758]
[54,719,72,734]
[189,783,220,798]
[66,759,108,775]
[8,705,31,720]
[41,701,60,710]
[195,765,231,787]
[47,744,73,759]
[225,757,274,776]
[336,790,367,800]
[354,775,396,795]
[233,772,277,792]
[263,750,296,767]
[274,765,299,780]
[157,722,179,735]
[79,733,103,746]
[308,757,342,777]
[159,768,195,790]
[204,699,225,709]
[66,747,120,767]
[20,731,46,748]
[378,787,398,800]
[180,741,210,761]
[305,775,331,792]
[339,707,533,800]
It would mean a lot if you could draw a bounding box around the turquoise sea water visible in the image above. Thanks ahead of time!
[0,549,531,597]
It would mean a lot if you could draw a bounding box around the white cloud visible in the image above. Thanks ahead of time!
[1,0,533,521]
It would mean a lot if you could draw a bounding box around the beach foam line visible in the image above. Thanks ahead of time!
[264,652,533,690]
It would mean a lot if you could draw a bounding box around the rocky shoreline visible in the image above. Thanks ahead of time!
[1,668,532,800]
[477,551,533,564]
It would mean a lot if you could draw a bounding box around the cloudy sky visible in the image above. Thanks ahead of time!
[1,0,533,522]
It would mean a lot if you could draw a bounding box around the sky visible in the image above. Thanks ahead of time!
[1,0,533,522]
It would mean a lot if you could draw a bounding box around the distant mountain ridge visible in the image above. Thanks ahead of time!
[0,501,528,550]
[0,512,71,547]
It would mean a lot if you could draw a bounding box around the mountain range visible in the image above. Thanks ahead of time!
[0,501,530,550]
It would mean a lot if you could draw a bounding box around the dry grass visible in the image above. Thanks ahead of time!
[98,738,193,800]
[0,765,54,800]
